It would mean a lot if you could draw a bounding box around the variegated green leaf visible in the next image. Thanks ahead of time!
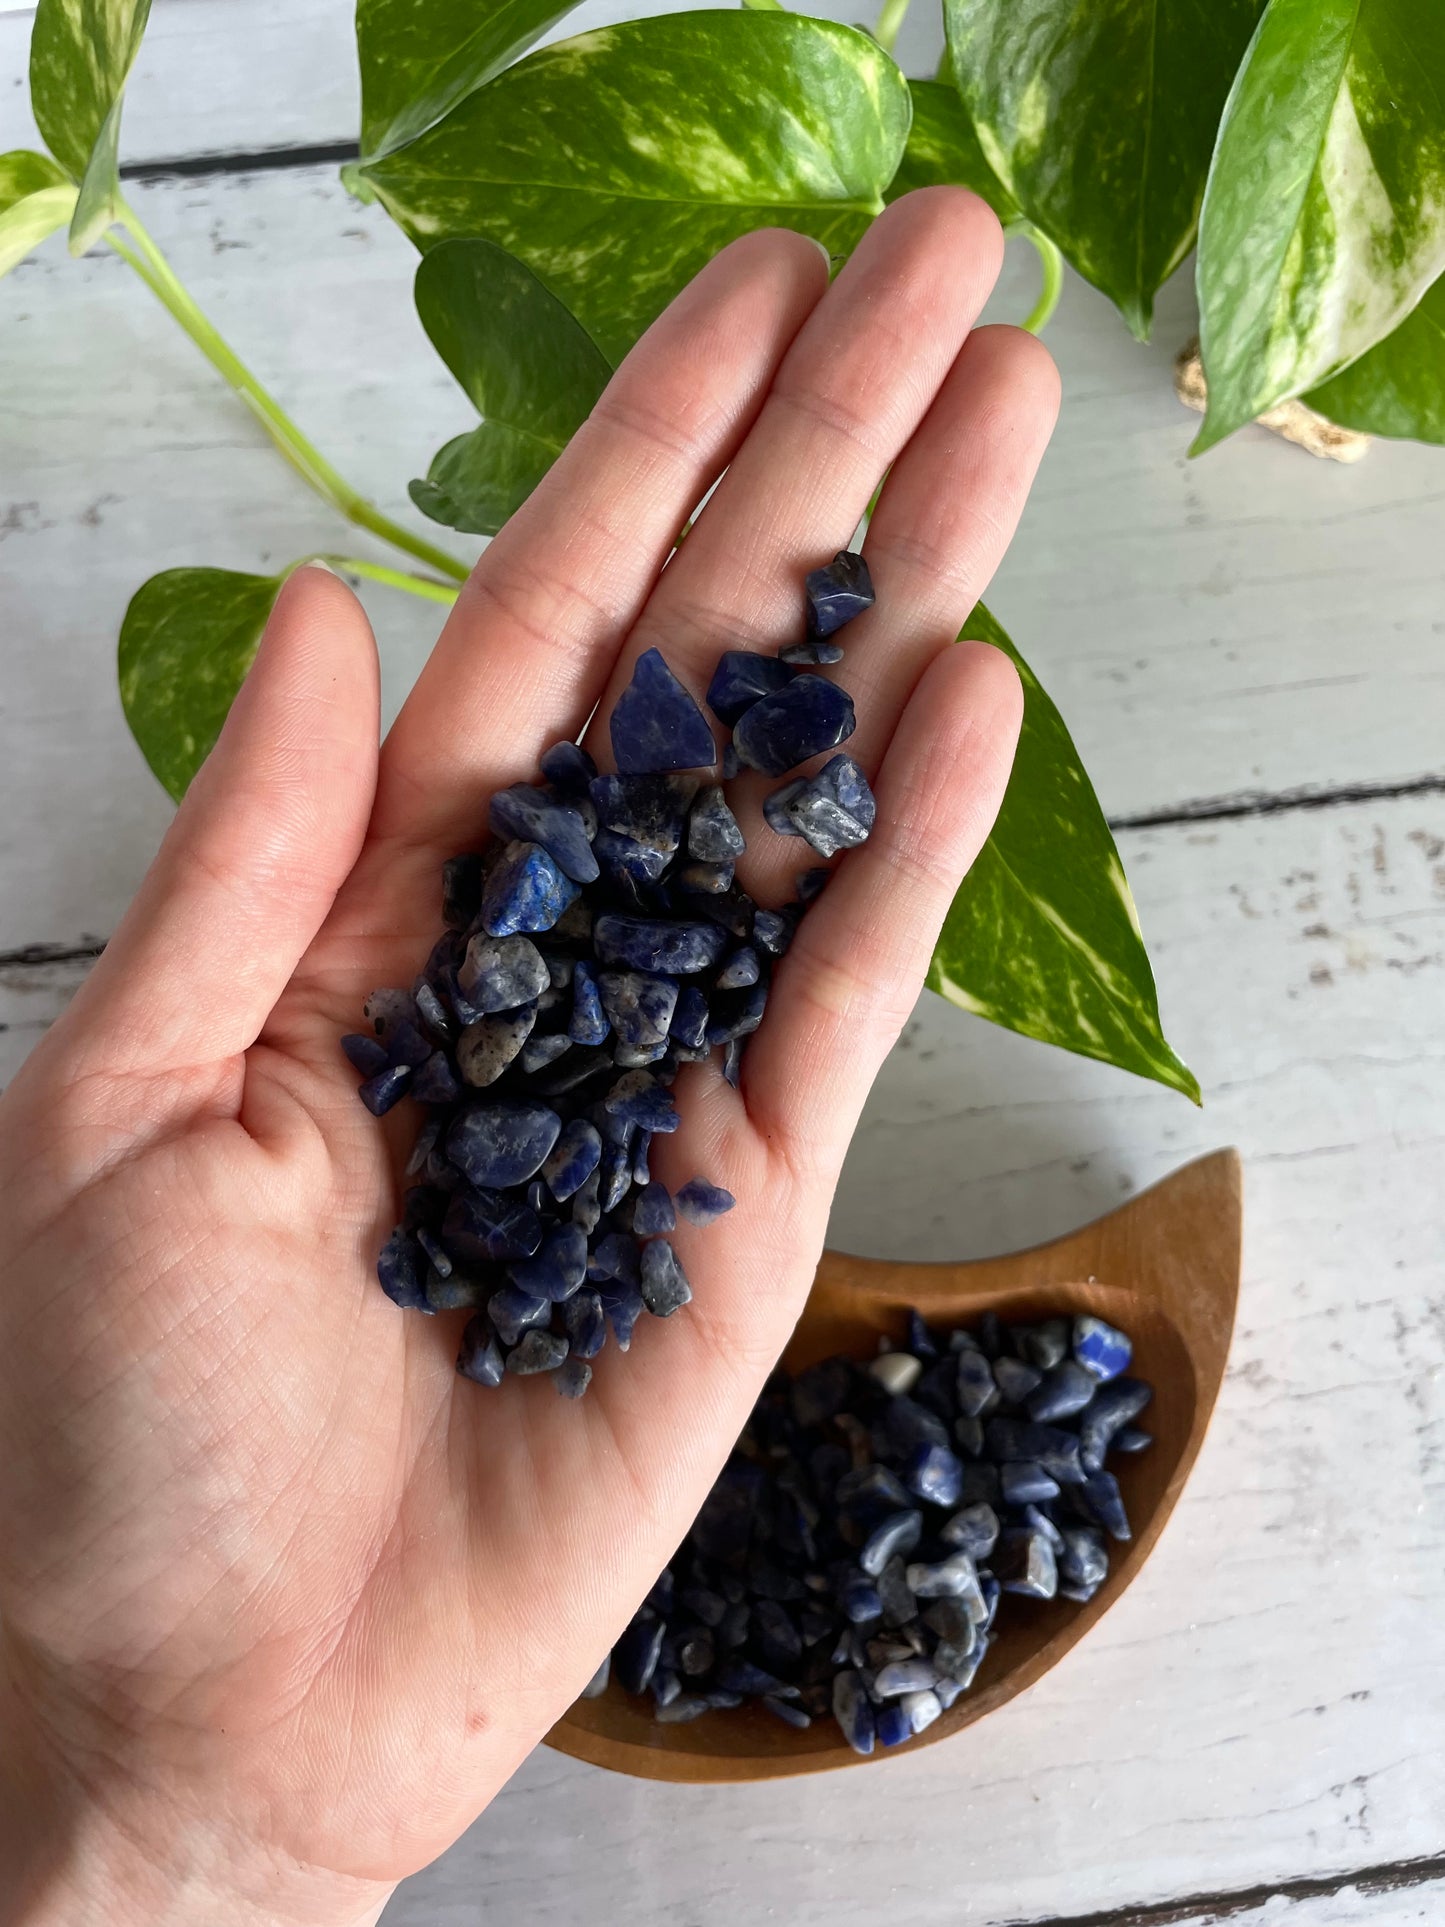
[0,149,77,278]
[945,0,1260,339]
[355,0,584,164]
[359,13,912,365]
[410,238,611,535]
[1305,270,1445,445]
[885,79,1018,225]
[931,604,1198,1101]
[119,567,283,800]
[1195,0,1445,453]
[29,0,152,252]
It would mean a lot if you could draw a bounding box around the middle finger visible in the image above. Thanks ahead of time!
[586,187,1004,799]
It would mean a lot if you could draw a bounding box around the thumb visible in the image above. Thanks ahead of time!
[59,566,381,1078]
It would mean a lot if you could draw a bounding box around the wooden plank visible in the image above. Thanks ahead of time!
[0,0,948,166]
[4,160,1444,949]
[6,793,1443,1921]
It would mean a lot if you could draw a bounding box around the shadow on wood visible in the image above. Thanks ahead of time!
[548,1147,1242,1782]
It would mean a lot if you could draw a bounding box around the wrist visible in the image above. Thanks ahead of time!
[0,1648,394,1927]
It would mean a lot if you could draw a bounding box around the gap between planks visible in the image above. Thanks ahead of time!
[1011,1850,1445,1927]
[4,775,1442,967]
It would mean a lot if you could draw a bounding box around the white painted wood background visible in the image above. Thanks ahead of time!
[1,4,1442,1923]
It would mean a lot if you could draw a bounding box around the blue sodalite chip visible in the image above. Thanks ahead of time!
[456,1007,535,1087]
[1077,1470,1131,1541]
[733,675,856,776]
[487,1283,552,1347]
[781,637,844,666]
[1079,1377,1153,1474]
[542,1118,603,1202]
[805,549,875,639]
[563,1288,607,1359]
[605,1070,679,1134]
[992,1355,1043,1405]
[359,1064,411,1115]
[640,1238,691,1316]
[994,1528,1058,1599]
[674,1178,735,1225]
[446,1101,562,1188]
[956,1347,1000,1418]
[510,1223,588,1302]
[456,1314,505,1386]
[940,1502,999,1561]
[902,1442,963,1507]
[632,1181,676,1237]
[488,784,599,883]
[589,771,692,854]
[518,1032,571,1075]
[611,648,716,774]
[706,649,795,727]
[593,828,669,888]
[600,970,677,1048]
[553,1356,593,1398]
[567,959,609,1045]
[764,753,875,858]
[442,1187,541,1263]
[859,1510,922,1578]
[480,841,580,937]
[507,1328,569,1374]
[1027,1359,1096,1422]
[594,913,728,975]
[687,784,746,861]
[669,984,709,1051]
[832,1671,875,1755]
[716,946,760,990]
[411,1051,461,1105]
[539,739,597,795]
[1000,1460,1061,1506]
[342,1032,388,1077]
[1073,1315,1133,1381]
[602,1283,645,1350]
[1058,1527,1108,1590]
[984,1416,1085,1475]
[377,1229,428,1310]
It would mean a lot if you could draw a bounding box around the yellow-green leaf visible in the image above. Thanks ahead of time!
[946,0,1260,339]
[932,604,1199,1100]
[1305,270,1445,446]
[356,0,584,164]
[29,0,153,251]
[0,149,76,278]
[359,13,912,365]
[1195,0,1445,452]
[119,568,282,800]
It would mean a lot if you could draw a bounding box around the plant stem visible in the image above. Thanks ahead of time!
[1018,226,1065,335]
[314,555,460,604]
[873,0,912,54]
[107,206,471,584]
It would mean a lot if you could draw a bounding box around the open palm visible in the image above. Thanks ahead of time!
[0,191,1056,1924]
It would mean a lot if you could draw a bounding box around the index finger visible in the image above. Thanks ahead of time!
[369,230,830,859]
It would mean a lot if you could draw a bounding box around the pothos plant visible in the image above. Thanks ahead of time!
[5,0,1441,1100]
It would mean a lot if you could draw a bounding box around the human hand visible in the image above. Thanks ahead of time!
[0,189,1057,1926]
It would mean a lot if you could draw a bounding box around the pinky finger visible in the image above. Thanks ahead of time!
[742,639,1023,1173]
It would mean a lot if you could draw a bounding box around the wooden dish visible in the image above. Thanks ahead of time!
[548,1147,1242,1783]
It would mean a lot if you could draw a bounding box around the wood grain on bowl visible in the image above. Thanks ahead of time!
[548,1147,1242,1782]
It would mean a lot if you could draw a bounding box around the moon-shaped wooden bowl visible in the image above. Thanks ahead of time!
[548,1147,1242,1782]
